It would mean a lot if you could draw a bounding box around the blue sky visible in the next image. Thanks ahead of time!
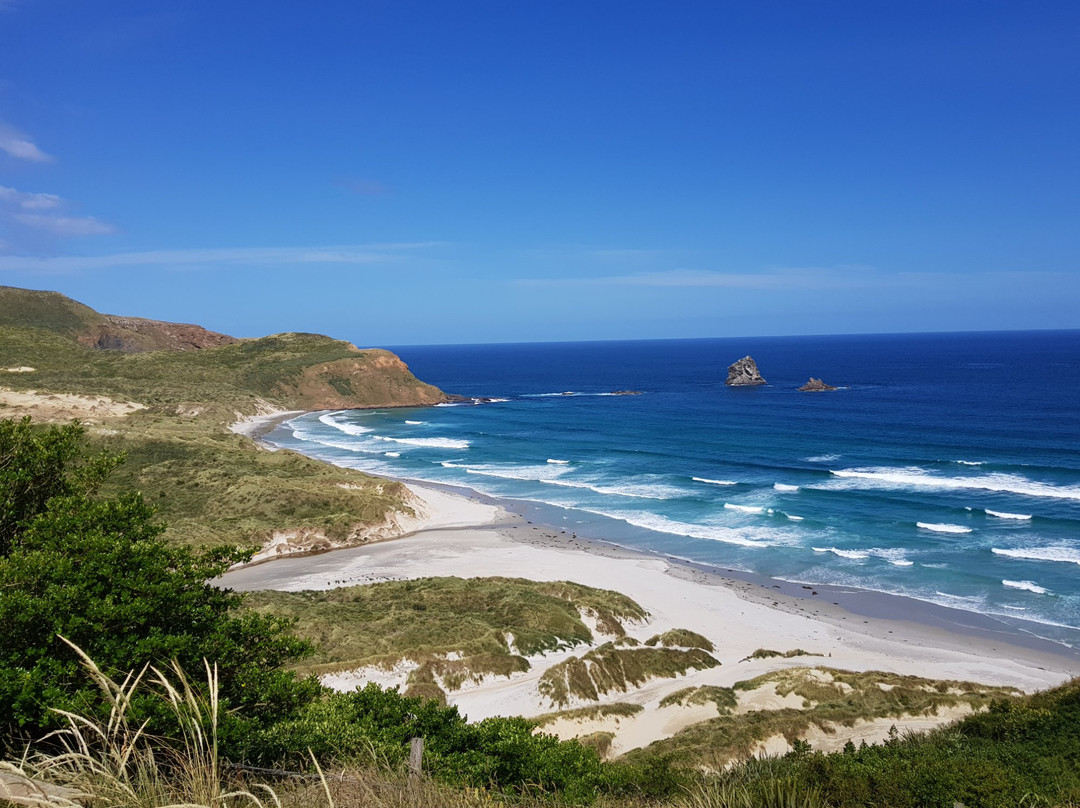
[0,1,1077,345]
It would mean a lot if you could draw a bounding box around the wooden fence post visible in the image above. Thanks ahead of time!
[409,737,424,782]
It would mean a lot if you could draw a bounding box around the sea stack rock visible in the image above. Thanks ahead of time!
[798,377,838,392]
[725,356,766,386]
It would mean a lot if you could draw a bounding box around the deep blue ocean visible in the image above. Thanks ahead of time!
[265,331,1080,646]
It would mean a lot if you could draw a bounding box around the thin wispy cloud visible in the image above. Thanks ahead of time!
[518,267,878,291]
[0,184,116,242]
[0,123,53,163]
[0,242,447,272]
[13,213,115,236]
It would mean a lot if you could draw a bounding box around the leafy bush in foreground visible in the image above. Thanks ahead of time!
[0,418,320,750]
[247,683,679,803]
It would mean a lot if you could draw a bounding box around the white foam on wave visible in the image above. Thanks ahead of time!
[811,547,913,566]
[439,462,568,483]
[590,508,787,548]
[829,466,1080,502]
[405,420,424,425]
[787,514,805,521]
[933,591,986,605]
[541,477,685,500]
[1003,579,1049,595]
[318,412,373,436]
[917,522,973,534]
[986,509,1032,520]
[693,477,737,486]
[805,454,840,463]
[525,391,621,398]
[813,546,868,560]
[992,546,1080,566]
[374,436,471,450]
[384,451,401,457]
[724,503,765,514]
[774,483,799,493]
[955,460,984,466]
[289,424,383,455]
[547,459,570,465]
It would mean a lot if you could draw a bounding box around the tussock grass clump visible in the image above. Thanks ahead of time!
[3,640,272,808]
[248,577,646,677]
[740,649,820,662]
[659,686,738,714]
[538,644,720,707]
[576,731,616,759]
[645,630,715,651]
[679,767,829,808]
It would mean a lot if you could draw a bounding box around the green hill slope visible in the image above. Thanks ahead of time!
[0,285,451,547]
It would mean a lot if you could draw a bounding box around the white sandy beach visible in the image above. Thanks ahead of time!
[221,475,1080,759]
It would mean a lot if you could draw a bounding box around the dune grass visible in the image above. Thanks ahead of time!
[537,641,720,707]
[659,686,738,714]
[644,630,714,651]
[629,667,1021,768]
[739,649,821,663]
[246,577,647,679]
[534,703,646,727]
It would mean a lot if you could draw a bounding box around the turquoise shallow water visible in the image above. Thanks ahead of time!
[265,331,1080,646]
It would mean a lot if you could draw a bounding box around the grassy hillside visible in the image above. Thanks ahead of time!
[0,286,450,547]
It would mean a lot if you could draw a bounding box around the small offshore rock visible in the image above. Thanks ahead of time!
[725,356,767,386]
[798,377,838,392]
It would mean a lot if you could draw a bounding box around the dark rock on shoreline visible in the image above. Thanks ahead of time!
[798,377,838,392]
[725,356,766,386]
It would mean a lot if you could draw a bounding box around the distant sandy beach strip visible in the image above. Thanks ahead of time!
[220,464,1080,758]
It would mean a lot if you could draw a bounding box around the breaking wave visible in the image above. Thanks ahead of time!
[692,477,737,486]
[992,546,1080,566]
[986,509,1032,520]
[917,522,973,534]
[1003,579,1049,595]
[374,436,471,450]
[830,466,1080,502]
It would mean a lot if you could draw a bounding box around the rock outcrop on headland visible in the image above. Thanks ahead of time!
[798,377,838,392]
[86,315,239,352]
[725,356,766,386]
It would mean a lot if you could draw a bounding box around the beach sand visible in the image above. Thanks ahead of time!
[220,477,1080,759]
